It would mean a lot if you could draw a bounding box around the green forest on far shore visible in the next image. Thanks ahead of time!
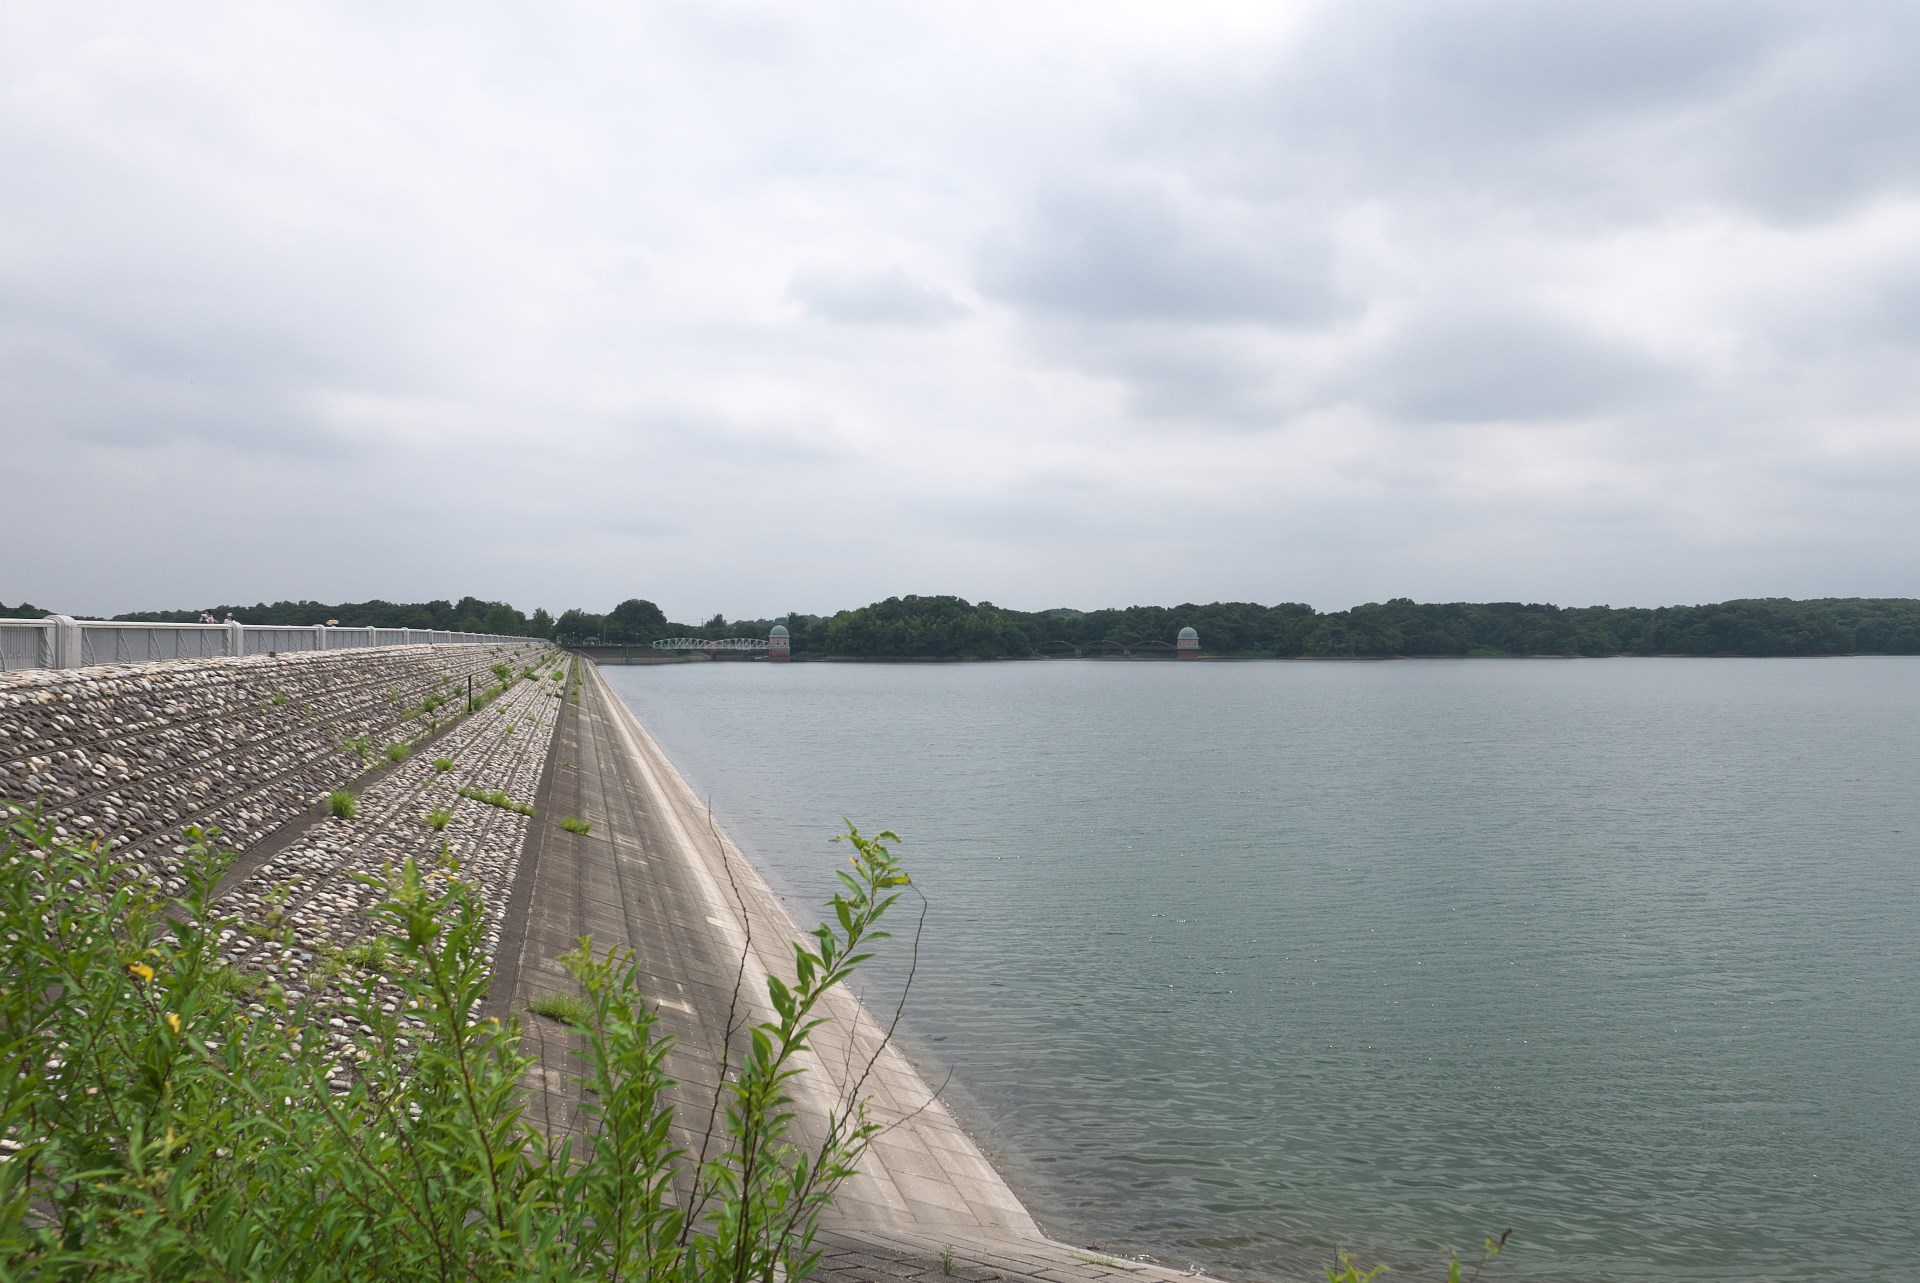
[16,593,1919,659]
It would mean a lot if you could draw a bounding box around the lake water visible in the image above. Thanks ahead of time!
[602,658,1920,1282]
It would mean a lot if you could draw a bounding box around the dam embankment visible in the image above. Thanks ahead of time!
[2,645,1205,1283]
[0,641,551,890]
[1,641,564,1073]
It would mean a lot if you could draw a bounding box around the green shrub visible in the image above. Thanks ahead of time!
[0,806,912,1282]
[560,815,592,835]
[327,789,357,820]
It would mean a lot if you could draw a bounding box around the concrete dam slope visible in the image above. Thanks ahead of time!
[0,641,553,893]
[1,640,566,1075]
[502,659,1206,1283]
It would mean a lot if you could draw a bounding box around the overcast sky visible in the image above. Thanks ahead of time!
[6,2,1919,620]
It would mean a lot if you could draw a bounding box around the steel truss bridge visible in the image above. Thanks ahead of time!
[650,637,771,652]
[1032,639,1179,657]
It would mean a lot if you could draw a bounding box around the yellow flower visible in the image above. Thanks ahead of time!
[126,962,155,983]
[164,1012,181,1034]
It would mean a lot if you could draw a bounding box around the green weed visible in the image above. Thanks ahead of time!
[384,741,410,763]
[327,789,357,820]
[528,991,593,1024]
[256,881,294,930]
[208,963,265,998]
[560,816,591,835]
[432,757,454,773]
[426,808,452,832]
[341,937,393,973]
[456,786,535,817]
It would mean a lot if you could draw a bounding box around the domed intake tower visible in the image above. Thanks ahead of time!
[1176,625,1199,659]
[769,623,791,663]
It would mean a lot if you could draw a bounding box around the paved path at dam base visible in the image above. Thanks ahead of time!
[493,661,1206,1283]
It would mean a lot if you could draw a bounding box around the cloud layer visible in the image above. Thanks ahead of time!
[4,1,1917,618]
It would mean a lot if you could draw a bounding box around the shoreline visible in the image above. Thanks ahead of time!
[587,657,1047,1235]
[534,661,1219,1281]
[575,649,1906,665]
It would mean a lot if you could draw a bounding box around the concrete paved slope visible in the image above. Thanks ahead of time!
[493,660,1211,1283]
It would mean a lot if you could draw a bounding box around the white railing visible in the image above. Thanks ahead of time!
[0,621,54,672]
[0,616,541,673]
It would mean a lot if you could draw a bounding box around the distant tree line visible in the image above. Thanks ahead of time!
[760,595,1920,659]
[542,593,1920,659]
[26,593,1920,658]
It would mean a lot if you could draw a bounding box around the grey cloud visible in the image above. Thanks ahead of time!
[1311,1,1782,143]
[1021,322,1308,428]
[1871,269,1920,345]
[1136,1,1920,222]
[0,321,354,458]
[920,470,1127,542]
[1114,340,1286,423]
[1699,13,1920,221]
[979,179,1348,326]
[6,3,1920,619]
[618,407,850,468]
[788,265,967,326]
[1350,310,1685,424]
